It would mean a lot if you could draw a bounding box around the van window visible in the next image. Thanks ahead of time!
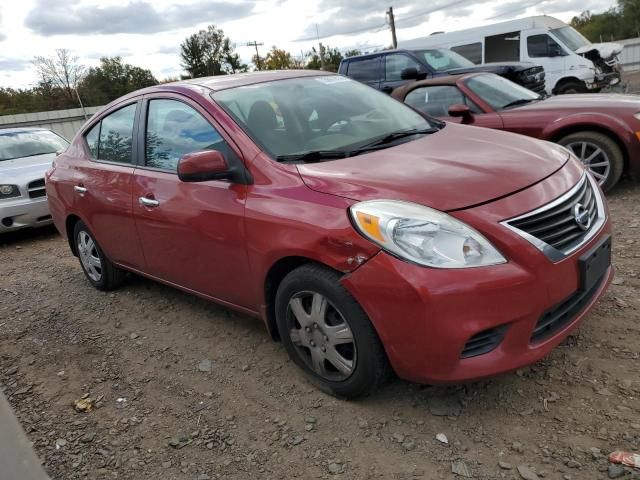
[385,54,421,81]
[527,34,566,58]
[484,31,520,62]
[451,43,482,64]
[347,58,379,82]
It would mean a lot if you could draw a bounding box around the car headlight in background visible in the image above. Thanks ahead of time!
[0,185,20,198]
[350,200,506,268]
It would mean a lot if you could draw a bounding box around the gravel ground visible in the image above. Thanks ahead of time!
[0,179,639,480]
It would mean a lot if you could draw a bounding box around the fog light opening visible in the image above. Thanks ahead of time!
[2,217,14,227]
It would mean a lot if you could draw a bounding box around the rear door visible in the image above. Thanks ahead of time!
[402,85,503,128]
[131,94,252,308]
[70,101,145,269]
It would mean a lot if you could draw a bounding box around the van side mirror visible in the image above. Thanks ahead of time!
[177,150,230,182]
[548,43,566,57]
[448,104,473,122]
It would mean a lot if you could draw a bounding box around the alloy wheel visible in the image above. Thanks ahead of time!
[287,291,356,381]
[77,231,102,282]
[566,141,611,186]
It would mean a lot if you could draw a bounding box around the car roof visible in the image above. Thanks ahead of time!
[177,69,333,92]
[0,127,51,135]
[391,72,484,99]
[342,49,415,62]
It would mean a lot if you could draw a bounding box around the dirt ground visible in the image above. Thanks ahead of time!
[0,180,639,480]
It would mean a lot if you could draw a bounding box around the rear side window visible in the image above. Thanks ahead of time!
[346,58,379,82]
[145,99,227,171]
[451,43,482,64]
[84,103,137,163]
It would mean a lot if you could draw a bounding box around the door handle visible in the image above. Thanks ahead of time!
[138,196,159,208]
[74,185,87,194]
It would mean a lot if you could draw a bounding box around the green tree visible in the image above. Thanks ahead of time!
[306,45,344,72]
[180,25,247,78]
[263,46,294,70]
[78,57,158,106]
[32,49,86,104]
[571,0,640,41]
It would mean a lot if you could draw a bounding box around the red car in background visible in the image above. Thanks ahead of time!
[46,71,612,398]
[392,72,640,192]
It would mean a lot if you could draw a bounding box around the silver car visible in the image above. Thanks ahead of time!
[0,128,69,233]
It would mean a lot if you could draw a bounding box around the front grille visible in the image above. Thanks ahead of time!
[461,326,507,358]
[531,273,606,343]
[506,175,599,256]
[518,66,546,95]
[28,179,46,199]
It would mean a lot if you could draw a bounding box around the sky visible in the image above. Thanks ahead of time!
[0,0,615,89]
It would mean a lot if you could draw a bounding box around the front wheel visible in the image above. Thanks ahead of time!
[558,131,624,192]
[555,80,587,94]
[73,221,125,291]
[275,264,390,398]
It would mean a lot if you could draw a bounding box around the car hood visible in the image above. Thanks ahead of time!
[507,93,640,112]
[576,42,623,59]
[296,123,569,211]
[0,153,55,181]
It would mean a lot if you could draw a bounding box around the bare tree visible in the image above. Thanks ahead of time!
[32,49,86,103]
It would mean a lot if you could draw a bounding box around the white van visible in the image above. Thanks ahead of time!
[401,15,622,95]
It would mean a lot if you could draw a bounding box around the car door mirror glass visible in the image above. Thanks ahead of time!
[400,67,419,80]
[177,150,229,182]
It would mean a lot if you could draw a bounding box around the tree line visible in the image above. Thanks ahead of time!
[0,24,364,116]
[571,0,640,42]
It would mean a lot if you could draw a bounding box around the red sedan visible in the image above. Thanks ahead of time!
[392,72,640,192]
[46,71,612,398]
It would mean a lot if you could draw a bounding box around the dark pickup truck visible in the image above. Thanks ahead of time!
[338,48,546,95]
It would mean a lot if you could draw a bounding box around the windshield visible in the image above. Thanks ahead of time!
[414,48,474,72]
[465,74,541,111]
[212,76,434,160]
[550,26,590,52]
[0,130,69,161]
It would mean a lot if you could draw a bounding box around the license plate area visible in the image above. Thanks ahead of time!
[579,235,611,292]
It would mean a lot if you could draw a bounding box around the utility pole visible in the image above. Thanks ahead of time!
[386,6,397,49]
[247,41,264,70]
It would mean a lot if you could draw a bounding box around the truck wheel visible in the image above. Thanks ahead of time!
[555,81,587,94]
[275,264,391,398]
[558,131,624,192]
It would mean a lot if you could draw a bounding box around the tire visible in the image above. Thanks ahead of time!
[558,131,624,192]
[555,80,587,94]
[73,220,125,291]
[275,264,390,398]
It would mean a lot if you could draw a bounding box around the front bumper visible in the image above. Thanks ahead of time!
[0,197,52,233]
[342,168,612,384]
[588,71,621,90]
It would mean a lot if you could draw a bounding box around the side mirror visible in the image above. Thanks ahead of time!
[448,104,473,122]
[548,43,565,57]
[177,150,230,182]
[400,67,419,80]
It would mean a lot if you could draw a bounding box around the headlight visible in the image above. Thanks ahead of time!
[350,200,506,269]
[0,185,19,198]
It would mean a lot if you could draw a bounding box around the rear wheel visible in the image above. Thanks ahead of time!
[73,221,125,291]
[558,131,624,192]
[275,264,390,398]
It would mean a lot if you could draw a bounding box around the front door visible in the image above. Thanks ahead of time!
[522,32,567,94]
[131,96,252,308]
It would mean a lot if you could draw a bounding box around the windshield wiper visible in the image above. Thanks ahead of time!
[358,128,436,149]
[276,150,349,163]
[501,98,539,109]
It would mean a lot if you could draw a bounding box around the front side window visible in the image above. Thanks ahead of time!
[145,99,225,171]
[385,54,421,81]
[213,76,435,160]
[0,130,69,162]
[95,103,137,163]
[404,86,480,117]
[527,34,566,58]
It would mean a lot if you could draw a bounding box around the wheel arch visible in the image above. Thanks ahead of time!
[65,214,84,257]
[263,256,342,341]
[548,124,629,173]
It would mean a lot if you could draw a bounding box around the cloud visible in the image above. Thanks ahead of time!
[0,57,30,72]
[0,9,5,41]
[25,0,256,36]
